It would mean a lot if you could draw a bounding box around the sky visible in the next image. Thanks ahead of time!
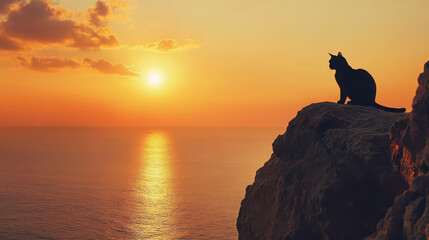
[0,0,428,127]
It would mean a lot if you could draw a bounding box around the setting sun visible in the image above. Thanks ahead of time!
[148,73,162,87]
[1,0,429,240]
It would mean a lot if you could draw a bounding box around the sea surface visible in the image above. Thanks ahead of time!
[0,127,280,240]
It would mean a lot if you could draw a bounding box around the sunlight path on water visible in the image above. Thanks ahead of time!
[132,132,177,239]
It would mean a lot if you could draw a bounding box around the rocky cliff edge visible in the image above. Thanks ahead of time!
[237,61,429,240]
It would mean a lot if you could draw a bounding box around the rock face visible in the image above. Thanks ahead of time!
[365,63,429,240]
[237,61,429,240]
[365,175,429,240]
[390,61,429,184]
[237,102,408,240]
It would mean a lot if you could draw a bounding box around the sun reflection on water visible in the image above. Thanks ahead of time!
[133,132,176,239]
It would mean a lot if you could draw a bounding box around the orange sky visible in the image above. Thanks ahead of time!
[0,0,428,127]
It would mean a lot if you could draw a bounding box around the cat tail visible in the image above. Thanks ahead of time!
[372,102,406,113]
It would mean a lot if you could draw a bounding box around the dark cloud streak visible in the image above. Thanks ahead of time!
[18,56,80,71]
[16,56,138,77]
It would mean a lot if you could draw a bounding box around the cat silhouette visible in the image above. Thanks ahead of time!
[329,52,406,113]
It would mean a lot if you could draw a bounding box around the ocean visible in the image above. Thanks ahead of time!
[0,127,280,239]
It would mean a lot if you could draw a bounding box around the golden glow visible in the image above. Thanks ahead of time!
[133,132,176,239]
[148,72,162,87]
[1,0,427,127]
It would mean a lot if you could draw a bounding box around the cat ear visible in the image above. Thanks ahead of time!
[329,53,334,57]
[338,52,342,56]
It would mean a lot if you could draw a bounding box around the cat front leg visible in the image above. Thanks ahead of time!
[337,89,347,104]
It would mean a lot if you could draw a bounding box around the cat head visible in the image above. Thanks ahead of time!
[329,52,349,70]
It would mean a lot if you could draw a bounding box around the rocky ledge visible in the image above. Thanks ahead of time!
[237,61,429,240]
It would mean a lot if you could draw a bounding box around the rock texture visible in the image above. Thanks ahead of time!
[390,61,429,184]
[365,175,429,240]
[237,102,408,240]
[364,63,429,240]
[237,61,429,240]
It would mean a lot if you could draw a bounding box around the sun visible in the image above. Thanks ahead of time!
[148,72,162,86]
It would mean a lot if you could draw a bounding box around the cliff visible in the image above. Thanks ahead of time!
[365,62,429,240]
[237,61,429,240]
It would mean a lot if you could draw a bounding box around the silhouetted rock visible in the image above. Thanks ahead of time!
[390,61,429,184]
[365,174,429,240]
[237,61,429,240]
[365,62,429,240]
[237,102,408,240]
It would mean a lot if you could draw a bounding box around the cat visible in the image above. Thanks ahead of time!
[329,52,406,113]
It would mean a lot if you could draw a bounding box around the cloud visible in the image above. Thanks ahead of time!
[3,0,77,43]
[0,33,22,51]
[16,56,137,76]
[0,0,123,50]
[18,56,80,71]
[0,0,199,78]
[84,58,138,76]
[136,38,201,52]
[89,0,110,27]
[0,0,23,15]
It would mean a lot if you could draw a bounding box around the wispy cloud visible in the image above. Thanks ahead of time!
[17,56,137,76]
[17,56,80,72]
[134,38,201,52]
[84,58,138,76]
